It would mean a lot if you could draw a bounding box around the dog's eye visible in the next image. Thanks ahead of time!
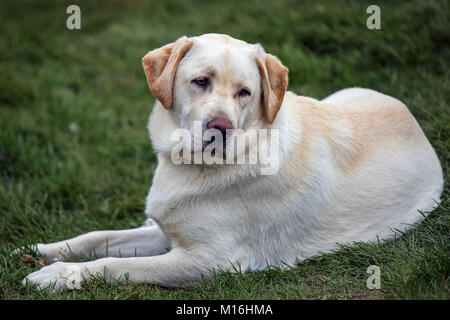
[238,88,251,97]
[192,76,210,88]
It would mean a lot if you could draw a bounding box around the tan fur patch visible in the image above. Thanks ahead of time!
[283,93,422,174]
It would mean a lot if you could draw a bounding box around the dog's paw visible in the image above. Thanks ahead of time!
[11,243,39,256]
[22,262,83,292]
[13,243,62,262]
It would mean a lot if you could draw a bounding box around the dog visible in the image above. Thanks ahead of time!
[21,34,443,291]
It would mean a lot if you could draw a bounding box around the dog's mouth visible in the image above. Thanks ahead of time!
[202,128,234,154]
[202,135,221,150]
[202,136,223,160]
[201,114,234,153]
[176,119,236,163]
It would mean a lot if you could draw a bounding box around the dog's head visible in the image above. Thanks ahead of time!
[142,34,288,157]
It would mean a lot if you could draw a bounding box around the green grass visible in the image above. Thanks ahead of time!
[0,0,449,299]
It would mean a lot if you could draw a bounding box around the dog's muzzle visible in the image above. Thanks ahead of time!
[204,115,234,149]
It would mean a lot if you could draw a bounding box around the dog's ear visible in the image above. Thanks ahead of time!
[255,54,288,124]
[142,36,194,109]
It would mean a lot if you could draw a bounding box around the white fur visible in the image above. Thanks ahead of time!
[21,35,443,291]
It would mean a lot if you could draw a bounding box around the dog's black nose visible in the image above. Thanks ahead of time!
[206,116,234,141]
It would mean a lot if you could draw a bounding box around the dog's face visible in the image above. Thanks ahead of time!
[142,34,288,154]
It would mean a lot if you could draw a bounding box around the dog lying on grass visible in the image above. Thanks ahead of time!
[20,34,443,291]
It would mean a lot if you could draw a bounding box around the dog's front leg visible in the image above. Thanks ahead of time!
[23,248,214,291]
[17,225,171,261]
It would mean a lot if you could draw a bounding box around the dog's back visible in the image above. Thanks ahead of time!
[278,88,443,258]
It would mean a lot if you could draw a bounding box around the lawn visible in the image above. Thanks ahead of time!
[0,0,449,299]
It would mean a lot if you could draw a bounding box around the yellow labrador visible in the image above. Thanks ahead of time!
[22,34,443,291]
